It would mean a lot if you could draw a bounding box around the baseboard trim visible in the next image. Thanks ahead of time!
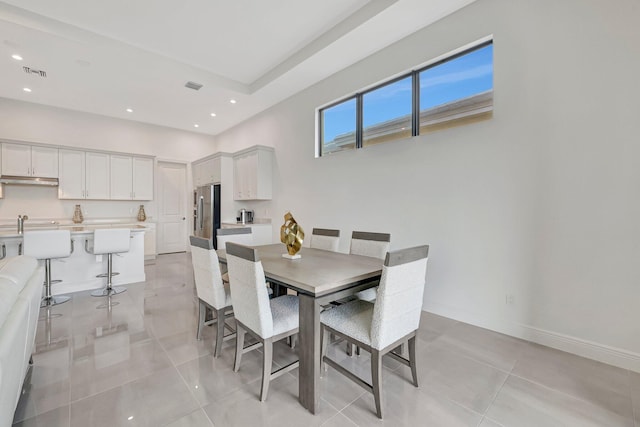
[423,301,640,373]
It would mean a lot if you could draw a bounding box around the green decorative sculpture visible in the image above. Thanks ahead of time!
[280,212,305,259]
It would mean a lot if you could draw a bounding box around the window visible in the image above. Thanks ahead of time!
[317,39,493,157]
[419,43,493,133]
[319,97,357,156]
[362,76,413,147]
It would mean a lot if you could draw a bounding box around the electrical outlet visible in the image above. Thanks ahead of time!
[505,294,515,305]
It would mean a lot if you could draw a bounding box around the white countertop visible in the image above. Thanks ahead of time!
[221,219,272,228]
[0,218,150,238]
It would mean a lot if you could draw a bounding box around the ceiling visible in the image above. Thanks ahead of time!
[0,0,476,136]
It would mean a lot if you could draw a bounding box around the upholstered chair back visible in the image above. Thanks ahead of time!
[350,231,391,260]
[189,236,227,310]
[310,228,340,252]
[23,230,71,259]
[225,242,273,338]
[93,228,131,255]
[370,245,429,350]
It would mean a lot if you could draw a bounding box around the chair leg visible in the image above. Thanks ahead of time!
[214,308,225,358]
[408,336,418,387]
[197,300,206,340]
[346,342,354,357]
[260,338,273,402]
[320,327,329,375]
[233,325,245,372]
[371,349,383,419]
[287,334,297,349]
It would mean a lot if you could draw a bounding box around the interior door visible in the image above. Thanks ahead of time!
[157,161,187,254]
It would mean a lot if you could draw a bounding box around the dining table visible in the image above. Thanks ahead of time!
[217,243,383,414]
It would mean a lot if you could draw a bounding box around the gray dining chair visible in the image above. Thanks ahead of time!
[320,245,429,419]
[189,236,235,358]
[225,242,299,401]
[310,228,340,252]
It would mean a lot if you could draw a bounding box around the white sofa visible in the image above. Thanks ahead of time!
[0,256,44,426]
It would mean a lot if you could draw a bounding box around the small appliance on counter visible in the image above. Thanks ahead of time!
[237,209,254,224]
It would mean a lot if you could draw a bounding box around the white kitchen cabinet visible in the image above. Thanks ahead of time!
[110,155,133,199]
[133,157,154,200]
[221,223,273,245]
[141,222,156,260]
[110,155,154,200]
[192,155,221,187]
[233,146,273,200]
[59,150,110,199]
[1,143,58,178]
[85,152,110,199]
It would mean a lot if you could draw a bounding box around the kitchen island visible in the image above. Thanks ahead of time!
[0,225,145,295]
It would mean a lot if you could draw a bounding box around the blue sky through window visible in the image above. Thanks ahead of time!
[420,44,493,110]
[321,43,493,144]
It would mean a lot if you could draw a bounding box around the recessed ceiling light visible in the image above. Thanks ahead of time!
[210,113,216,117]
[194,124,199,128]
[126,108,133,113]
[12,54,22,61]
[23,87,31,92]
[230,99,237,104]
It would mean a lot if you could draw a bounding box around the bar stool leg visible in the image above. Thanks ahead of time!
[41,259,70,307]
[92,253,127,297]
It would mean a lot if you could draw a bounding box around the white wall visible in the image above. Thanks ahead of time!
[214,0,640,371]
[0,99,216,222]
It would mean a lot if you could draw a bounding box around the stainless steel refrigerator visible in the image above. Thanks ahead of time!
[194,184,221,248]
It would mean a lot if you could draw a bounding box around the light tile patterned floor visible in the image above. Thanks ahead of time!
[11,253,639,426]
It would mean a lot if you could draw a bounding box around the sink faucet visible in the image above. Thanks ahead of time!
[17,214,28,234]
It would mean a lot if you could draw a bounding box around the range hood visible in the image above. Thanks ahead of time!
[0,175,59,186]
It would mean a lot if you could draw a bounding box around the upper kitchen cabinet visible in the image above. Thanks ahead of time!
[59,149,110,199]
[2,143,58,178]
[233,146,273,200]
[192,154,224,187]
[133,157,154,200]
[110,155,154,200]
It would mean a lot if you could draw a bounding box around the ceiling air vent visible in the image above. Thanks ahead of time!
[23,66,47,78]
[185,81,203,91]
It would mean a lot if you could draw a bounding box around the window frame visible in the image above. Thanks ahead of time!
[316,38,493,157]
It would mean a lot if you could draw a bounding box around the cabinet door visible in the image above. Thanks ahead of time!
[192,162,203,187]
[211,156,222,184]
[1,143,31,176]
[194,158,215,187]
[233,155,245,200]
[110,155,133,199]
[244,152,258,199]
[58,149,85,199]
[31,146,58,178]
[132,157,153,200]
[85,152,110,199]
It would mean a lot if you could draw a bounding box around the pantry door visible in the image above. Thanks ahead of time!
[157,161,187,253]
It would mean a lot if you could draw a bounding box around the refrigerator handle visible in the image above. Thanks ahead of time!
[198,196,204,230]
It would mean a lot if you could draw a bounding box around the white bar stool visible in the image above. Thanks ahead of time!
[23,230,73,307]
[86,228,131,297]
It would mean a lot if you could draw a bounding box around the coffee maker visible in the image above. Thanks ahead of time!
[237,209,254,224]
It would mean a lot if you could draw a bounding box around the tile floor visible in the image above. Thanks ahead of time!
[11,253,640,426]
